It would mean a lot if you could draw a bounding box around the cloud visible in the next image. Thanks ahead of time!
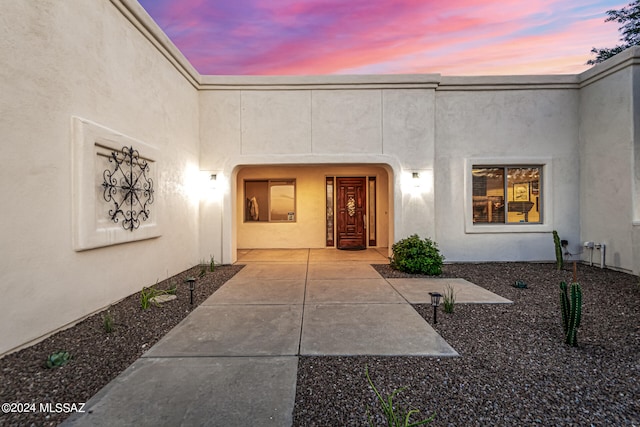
[137,0,627,75]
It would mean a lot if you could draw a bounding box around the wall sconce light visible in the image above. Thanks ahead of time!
[198,171,222,200]
[403,170,432,195]
[429,292,442,324]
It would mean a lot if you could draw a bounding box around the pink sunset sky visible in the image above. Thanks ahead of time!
[137,0,628,75]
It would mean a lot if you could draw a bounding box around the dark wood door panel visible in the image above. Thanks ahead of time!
[336,177,366,250]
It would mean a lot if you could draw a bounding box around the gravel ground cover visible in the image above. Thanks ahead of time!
[1,262,638,426]
[0,264,243,427]
[293,262,640,426]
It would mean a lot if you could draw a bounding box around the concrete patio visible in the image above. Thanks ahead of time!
[63,249,511,426]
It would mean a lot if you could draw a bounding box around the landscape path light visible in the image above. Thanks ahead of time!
[429,292,442,324]
[186,277,196,305]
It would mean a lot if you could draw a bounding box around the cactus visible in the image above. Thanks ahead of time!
[560,282,570,332]
[553,230,563,270]
[560,281,582,346]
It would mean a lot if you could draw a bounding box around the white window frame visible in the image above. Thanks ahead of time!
[464,158,553,234]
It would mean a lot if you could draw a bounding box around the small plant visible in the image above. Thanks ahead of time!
[195,258,207,277]
[140,282,176,309]
[166,282,177,295]
[560,280,582,346]
[552,230,563,271]
[102,310,115,333]
[365,366,435,427]
[45,351,71,369]
[140,286,157,310]
[512,280,528,289]
[390,235,444,275]
[442,284,456,314]
[209,255,216,272]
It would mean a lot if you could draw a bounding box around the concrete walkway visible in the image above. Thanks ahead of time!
[63,249,511,427]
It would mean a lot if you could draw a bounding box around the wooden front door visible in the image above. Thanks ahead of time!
[336,177,366,250]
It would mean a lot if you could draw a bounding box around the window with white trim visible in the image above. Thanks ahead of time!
[472,166,542,224]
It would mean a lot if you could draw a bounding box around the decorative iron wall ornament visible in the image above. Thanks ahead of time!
[102,146,154,231]
[347,196,356,217]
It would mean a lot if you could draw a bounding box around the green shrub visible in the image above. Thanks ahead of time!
[390,235,444,275]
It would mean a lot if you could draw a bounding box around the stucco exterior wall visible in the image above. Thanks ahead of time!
[579,50,637,272]
[633,64,640,274]
[0,0,200,355]
[198,81,437,262]
[198,63,639,268]
[434,82,581,262]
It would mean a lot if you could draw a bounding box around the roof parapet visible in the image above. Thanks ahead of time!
[110,0,201,88]
[438,75,580,91]
[199,74,441,90]
[579,46,640,88]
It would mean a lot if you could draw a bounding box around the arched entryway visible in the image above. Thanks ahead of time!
[234,164,392,251]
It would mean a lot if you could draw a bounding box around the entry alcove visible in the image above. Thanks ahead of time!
[235,165,391,251]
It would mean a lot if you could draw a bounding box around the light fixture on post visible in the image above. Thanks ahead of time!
[429,292,442,324]
[412,172,420,187]
[209,174,217,189]
[186,277,196,305]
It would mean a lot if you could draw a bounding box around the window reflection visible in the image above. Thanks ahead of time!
[270,181,295,221]
[244,179,296,222]
[472,166,541,224]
